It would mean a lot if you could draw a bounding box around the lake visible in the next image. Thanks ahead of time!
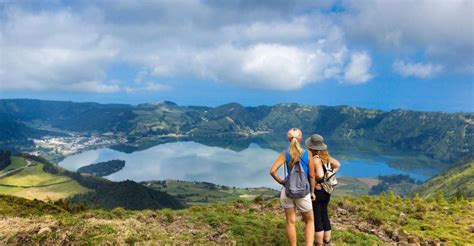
[60,141,441,189]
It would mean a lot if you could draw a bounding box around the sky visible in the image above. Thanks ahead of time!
[0,0,473,112]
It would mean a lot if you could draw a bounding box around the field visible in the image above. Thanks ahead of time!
[0,157,89,201]
[0,156,28,176]
[332,176,379,197]
[142,180,278,205]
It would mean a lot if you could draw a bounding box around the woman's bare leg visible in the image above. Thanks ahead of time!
[301,211,315,246]
[315,231,324,244]
[324,230,332,244]
[285,208,297,246]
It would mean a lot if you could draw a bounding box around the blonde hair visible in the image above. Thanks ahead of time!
[289,138,302,167]
[313,149,331,165]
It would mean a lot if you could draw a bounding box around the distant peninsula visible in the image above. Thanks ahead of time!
[77,159,125,177]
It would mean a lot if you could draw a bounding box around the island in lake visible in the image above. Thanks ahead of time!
[77,159,125,177]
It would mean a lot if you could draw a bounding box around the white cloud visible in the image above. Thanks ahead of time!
[343,52,373,84]
[340,0,474,73]
[0,8,118,93]
[392,60,443,79]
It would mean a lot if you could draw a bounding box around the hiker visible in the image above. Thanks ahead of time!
[305,134,340,246]
[270,128,322,246]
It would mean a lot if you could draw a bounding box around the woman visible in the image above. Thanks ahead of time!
[270,128,323,246]
[305,134,340,246]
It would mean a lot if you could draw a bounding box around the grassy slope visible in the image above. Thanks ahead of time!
[1,194,472,245]
[332,177,377,197]
[0,157,88,200]
[142,180,278,205]
[414,161,474,198]
[0,156,27,175]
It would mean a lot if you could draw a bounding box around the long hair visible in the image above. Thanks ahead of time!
[289,138,302,168]
[312,149,331,165]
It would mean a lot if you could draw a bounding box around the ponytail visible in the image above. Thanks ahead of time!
[289,138,302,168]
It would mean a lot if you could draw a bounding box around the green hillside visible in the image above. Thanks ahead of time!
[0,155,184,210]
[0,157,88,201]
[0,193,471,244]
[413,161,474,198]
[142,180,278,205]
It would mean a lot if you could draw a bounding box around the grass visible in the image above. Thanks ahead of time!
[414,161,474,198]
[143,180,278,205]
[335,194,474,244]
[1,193,472,244]
[332,176,375,197]
[0,157,89,201]
[0,156,27,175]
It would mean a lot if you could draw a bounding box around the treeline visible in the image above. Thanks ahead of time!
[369,174,420,196]
[42,162,184,210]
[77,159,125,177]
[0,149,12,170]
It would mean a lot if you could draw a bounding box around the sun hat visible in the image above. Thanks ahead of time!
[287,128,303,142]
[305,134,327,150]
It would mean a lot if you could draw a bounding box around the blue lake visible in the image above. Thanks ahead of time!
[60,141,439,189]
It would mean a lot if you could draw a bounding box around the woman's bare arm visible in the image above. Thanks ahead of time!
[269,152,286,185]
[313,157,324,180]
[330,157,341,173]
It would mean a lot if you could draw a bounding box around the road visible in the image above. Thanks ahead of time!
[0,160,32,179]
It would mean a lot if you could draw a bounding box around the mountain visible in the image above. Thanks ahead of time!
[1,99,472,165]
[413,158,474,198]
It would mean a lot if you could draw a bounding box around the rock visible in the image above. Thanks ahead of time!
[407,236,419,243]
[337,207,348,215]
[38,227,52,234]
[82,213,94,219]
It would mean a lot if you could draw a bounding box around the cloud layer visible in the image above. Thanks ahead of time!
[0,0,472,93]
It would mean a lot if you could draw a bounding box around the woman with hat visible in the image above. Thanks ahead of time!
[305,134,341,246]
[269,128,322,246]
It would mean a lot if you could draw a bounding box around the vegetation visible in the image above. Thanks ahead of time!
[413,161,474,199]
[0,157,88,201]
[1,193,471,244]
[143,180,277,205]
[77,159,125,177]
[41,161,185,210]
[0,150,11,171]
[69,180,185,210]
[1,99,472,164]
[332,177,378,197]
[369,174,419,196]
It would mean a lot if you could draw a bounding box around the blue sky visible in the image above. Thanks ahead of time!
[0,0,473,112]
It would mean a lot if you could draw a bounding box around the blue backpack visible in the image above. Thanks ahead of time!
[284,150,310,198]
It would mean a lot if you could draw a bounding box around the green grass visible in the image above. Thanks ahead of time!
[0,163,70,186]
[332,177,375,197]
[0,156,27,175]
[1,194,471,244]
[414,161,474,198]
[143,180,278,205]
[0,157,89,200]
[335,194,474,244]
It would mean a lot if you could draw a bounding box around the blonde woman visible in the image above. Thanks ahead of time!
[270,128,323,246]
[305,134,340,246]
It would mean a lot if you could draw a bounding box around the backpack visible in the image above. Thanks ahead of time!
[320,160,338,194]
[284,150,310,198]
